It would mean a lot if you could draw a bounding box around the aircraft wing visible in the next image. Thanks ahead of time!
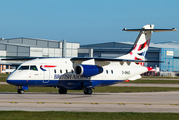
[70,57,163,67]
[71,57,163,62]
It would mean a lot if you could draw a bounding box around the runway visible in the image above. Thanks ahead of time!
[1,91,179,113]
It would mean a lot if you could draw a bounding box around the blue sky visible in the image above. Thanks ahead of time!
[0,0,178,45]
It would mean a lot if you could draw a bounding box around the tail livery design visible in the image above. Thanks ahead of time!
[119,24,177,65]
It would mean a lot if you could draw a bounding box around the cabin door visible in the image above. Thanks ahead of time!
[41,64,50,83]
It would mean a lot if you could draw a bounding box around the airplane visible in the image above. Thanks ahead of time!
[6,24,177,95]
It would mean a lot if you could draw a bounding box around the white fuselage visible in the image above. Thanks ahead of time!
[7,58,148,90]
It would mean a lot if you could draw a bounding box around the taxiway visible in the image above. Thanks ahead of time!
[0,91,179,113]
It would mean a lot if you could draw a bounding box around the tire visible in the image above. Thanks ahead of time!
[84,88,92,95]
[17,89,24,94]
[59,89,67,94]
[87,88,92,95]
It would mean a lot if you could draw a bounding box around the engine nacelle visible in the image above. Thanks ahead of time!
[75,65,103,77]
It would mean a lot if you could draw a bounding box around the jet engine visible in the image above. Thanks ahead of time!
[75,65,103,77]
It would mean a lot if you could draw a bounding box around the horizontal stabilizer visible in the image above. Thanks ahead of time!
[123,28,177,32]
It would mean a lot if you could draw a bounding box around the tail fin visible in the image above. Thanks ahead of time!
[118,24,176,65]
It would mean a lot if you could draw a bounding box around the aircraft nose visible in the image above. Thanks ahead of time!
[6,74,13,84]
[6,72,18,85]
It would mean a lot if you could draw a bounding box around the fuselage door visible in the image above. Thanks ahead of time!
[40,64,50,83]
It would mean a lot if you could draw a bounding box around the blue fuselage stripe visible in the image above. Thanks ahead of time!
[7,79,125,90]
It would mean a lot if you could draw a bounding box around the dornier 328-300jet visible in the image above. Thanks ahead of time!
[6,24,177,95]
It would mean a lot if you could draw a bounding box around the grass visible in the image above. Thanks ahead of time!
[0,111,179,120]
[142,76,179,79]
[0,74,9,77]
[0,76,7,82]
[0,74,9,82]
[1,84,179,93]
[127,80,179,84]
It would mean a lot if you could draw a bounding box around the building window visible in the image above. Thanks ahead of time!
[66,69,68,73]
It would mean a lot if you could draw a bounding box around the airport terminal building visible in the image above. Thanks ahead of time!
[0,37,179,75]
[0,38,79,73]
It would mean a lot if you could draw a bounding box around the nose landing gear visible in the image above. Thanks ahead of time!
[17,89,24,94]
[16,86,25,94]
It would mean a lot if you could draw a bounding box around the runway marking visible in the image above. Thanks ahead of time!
[144,103,151,105]
[171,104,179,106]
[37,102,44,104]
[91,103,98,105]
[118,103,125,105]
[65,102,71,104]
[10,102,17,104]
[0,101,178,106]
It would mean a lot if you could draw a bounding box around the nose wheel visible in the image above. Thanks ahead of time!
[17,89,24,94]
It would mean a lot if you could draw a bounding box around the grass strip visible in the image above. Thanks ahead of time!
[0,111,179,120]
[142,76,179,79]
[0,77,7,82]
[1,84,179,93]
[127,80,179,84]
[0,74,9,77]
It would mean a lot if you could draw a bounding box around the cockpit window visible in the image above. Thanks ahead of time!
[30,66,38,71]
[18,66,29,70]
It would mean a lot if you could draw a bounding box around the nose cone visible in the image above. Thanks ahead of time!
[6,71,20,85]
[6,73,15,85]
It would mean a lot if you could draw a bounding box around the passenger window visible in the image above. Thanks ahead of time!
[54,69,56,73]
[18,66,29,70]
[30,66,38,71]
[111,70,113,74]
[60,70,62,73]
[106,70,108,74]
[66,69,68,73]
[71,70,74,73]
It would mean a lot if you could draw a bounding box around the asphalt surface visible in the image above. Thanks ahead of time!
[1,92,179,113]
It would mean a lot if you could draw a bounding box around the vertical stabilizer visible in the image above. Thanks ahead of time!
[118,24,154,62]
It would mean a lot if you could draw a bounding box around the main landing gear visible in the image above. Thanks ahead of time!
[58,88,67,94]
[81,82,93,95]
[83,88,92,95]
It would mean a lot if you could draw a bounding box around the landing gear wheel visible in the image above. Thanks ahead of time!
[17,89,24,94]
[84,88,92,95]
[58,89,67,94]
